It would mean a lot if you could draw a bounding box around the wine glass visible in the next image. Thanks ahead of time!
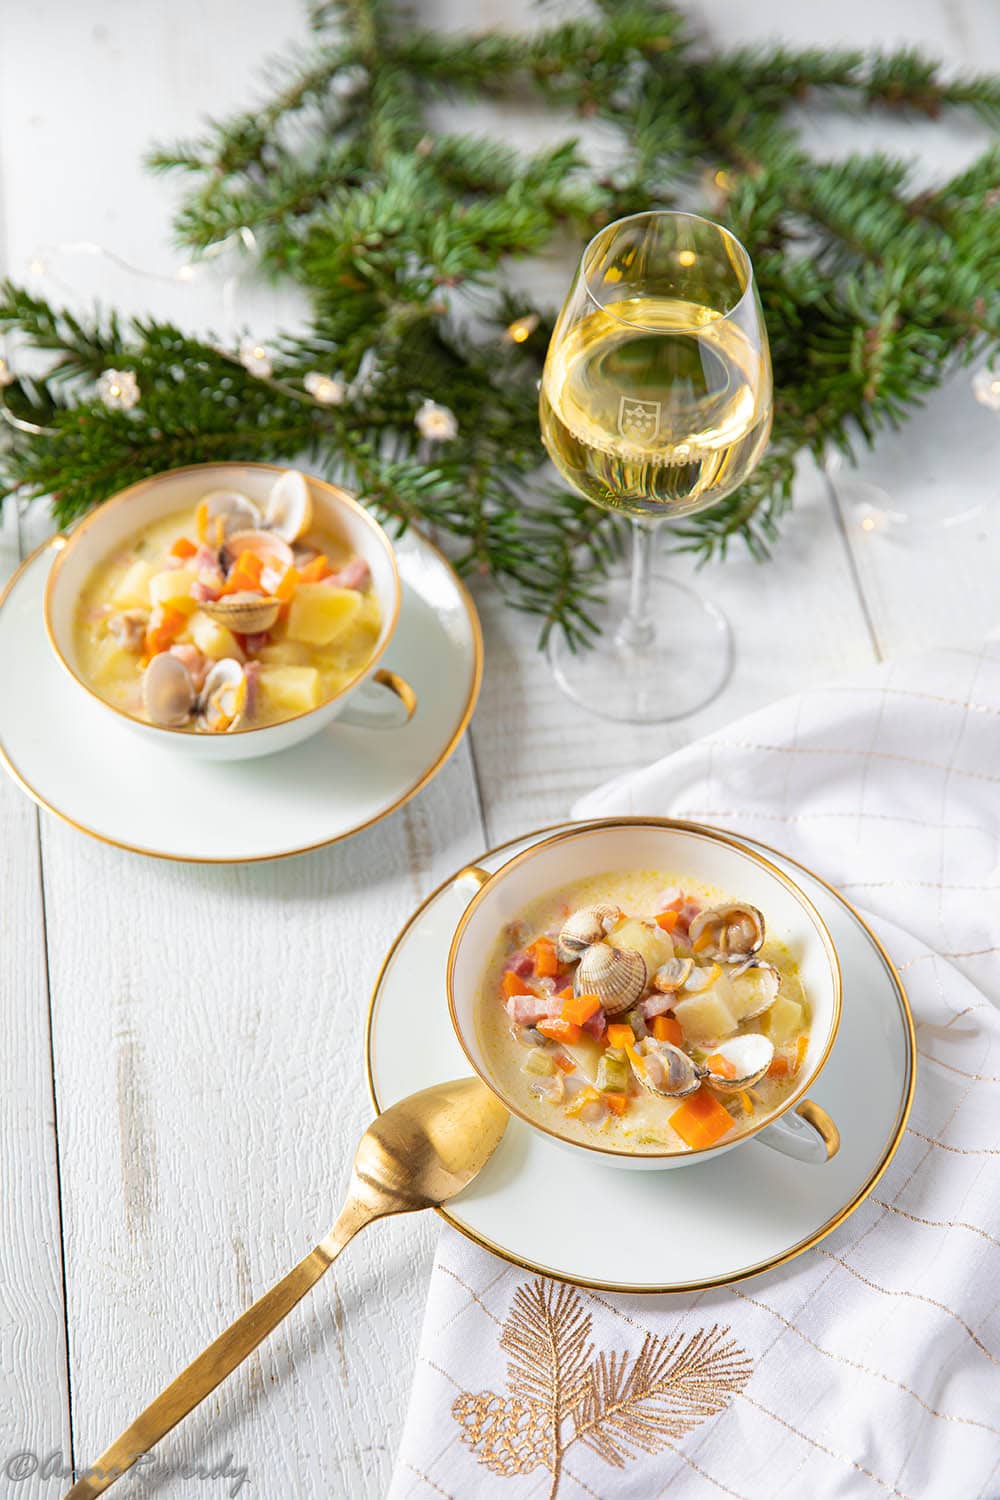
[539,210,772,722]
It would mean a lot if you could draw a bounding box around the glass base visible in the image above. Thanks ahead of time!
[548,571,732,724]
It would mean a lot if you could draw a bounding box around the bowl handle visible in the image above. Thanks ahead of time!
[452,865,491,897]
[756,1099,840,1164]
[338,669,417,730]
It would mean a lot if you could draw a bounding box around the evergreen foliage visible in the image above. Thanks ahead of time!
[2,0,998,643]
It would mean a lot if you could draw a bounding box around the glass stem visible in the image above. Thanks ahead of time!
[615,517,658,651]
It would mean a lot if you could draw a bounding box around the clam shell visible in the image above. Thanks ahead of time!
[203,489,261,538]
[142,653,195,726]
[557,904,622,963]
[729,959,781,1020]
[703,1034,774,1092]
[265,469,313,543]
[688,903,765,963]
[225,529,295,571]
[197,658,247,733]
[653,956,694,992]
[201,591,282,634]
[632,1039,701,1098]
[574,940,645,1016]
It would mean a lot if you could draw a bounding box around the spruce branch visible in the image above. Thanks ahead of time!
[2,0,999,645]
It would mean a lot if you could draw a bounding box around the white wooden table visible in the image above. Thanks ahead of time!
[1,2,998,1496]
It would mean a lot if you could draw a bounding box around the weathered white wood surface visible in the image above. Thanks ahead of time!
[0,2,997,1497]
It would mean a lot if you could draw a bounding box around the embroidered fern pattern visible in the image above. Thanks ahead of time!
[453,1278,753,1498]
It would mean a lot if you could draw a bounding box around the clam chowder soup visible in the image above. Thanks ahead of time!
[73,472,381,732]
[479,872,811,1154]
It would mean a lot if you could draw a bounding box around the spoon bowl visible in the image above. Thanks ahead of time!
[65,1078,508,1500]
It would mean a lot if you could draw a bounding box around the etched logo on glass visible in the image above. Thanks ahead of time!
[617,396,660,442]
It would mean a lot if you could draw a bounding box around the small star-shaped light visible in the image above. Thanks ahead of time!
[304,371,346,406]
[238,337,274,379]
[97,368,141,411]
[972,367,1000,412]
[504,313,539,345]
[415,399,458,442]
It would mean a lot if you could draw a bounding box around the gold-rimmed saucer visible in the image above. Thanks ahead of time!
[366,821,915,1294]
[0,526,481,862]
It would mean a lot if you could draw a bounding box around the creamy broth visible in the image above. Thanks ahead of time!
[73,491,381,732]
[477,870,810,1155]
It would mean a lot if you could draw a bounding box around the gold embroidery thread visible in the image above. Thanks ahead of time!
[452,1277,752,1498]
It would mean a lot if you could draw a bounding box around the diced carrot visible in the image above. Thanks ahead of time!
[556,985,574,1002]
[529,936,559,978]
[502,971,531,1000]
[606,1023,634,1049]
[537,1018,582,1045]
[769,1036,808,1078]
[273,565,299,603]
[298,554,332,584]
[144,605,187,656]
[706,1052,738,1080]
[670,1087,734,1150]
[170,536,198,560]
[195,500,208,542]
[795,1034,809,1070]
[655,910,679,933]
[604,1093,629,1116]
[767,1054,790,1078]
[553,1053,575,1074]
[692,930,715,953]
[564,1085,601,1118]
[561,992,600,1026]
[222,552,264,595]
[651,1015,683,1046]
[736,1090,754,1115]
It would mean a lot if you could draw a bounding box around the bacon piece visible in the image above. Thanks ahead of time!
[169,644,210,692]
[508,951,535,979]
[325,557,370,591]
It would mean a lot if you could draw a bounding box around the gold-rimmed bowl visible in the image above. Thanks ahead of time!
[44,461,415,761]
[447,818,843,1170]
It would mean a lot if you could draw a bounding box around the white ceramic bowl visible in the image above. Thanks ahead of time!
[45,462,413,761]
[448,818,842,1170]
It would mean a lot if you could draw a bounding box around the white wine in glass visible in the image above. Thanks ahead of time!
[539,211,773,722]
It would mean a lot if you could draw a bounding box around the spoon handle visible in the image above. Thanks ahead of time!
[63,1203,370,1500]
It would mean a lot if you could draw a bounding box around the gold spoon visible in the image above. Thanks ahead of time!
[64,1077,507,1500]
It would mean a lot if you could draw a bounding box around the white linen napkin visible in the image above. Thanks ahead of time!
[389,645,1000,1500]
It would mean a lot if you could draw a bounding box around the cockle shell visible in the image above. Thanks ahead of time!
[201,591,282,634]
[631,1038,701,1098]
[688,903,765,963]
[557,904,622,964]
[264,469,313,543]
[197,658,246,733]
[653,956,694,992]
[729,959,781,1020]
[224,529,295,572]
[574,940,645,1016]
[702,1034,774,1092]
[142,652,196,726]
[203,489,261,538]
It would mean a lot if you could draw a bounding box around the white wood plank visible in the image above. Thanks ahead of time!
[42,748,484,1499]
[467,458,878,843]
[0,506,73,1479]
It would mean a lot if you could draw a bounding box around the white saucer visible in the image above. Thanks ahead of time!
[367,822,915,1293]
[0,528,481,862]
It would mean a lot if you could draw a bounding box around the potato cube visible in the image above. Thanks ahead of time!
[608,917,673,978]
[111,559,154,609]
[189,610,243,661]
[762,995,804,1046]
[90,634,134,684]
[148,568,197,611]
[257,640,312,667]
[258,665,321,715]
[286,584,361,646]
[672,989,739,1043]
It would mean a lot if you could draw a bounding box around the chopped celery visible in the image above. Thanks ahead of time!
[596,1047,630,1093]
[523,1049,556,1077]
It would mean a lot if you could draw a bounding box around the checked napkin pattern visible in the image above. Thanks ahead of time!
[390,644,1000,1500]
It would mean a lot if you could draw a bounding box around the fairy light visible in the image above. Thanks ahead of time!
[677,250,697,267]
[504,313,539,344]
[304,371,346,405]
[972,367,1000,412]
